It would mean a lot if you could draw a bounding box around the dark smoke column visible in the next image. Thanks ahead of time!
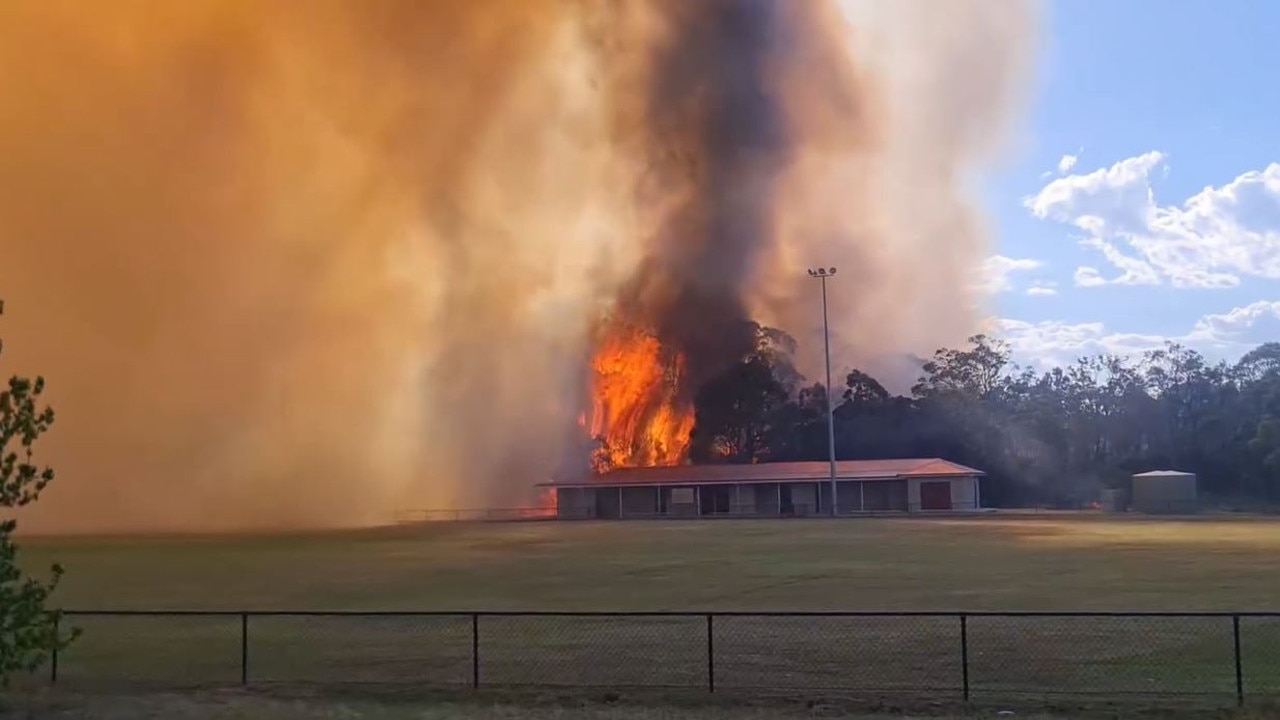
[579,0,873,472]
[611,0,804,401]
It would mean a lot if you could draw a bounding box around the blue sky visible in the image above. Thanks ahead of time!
[983,0,1280,368]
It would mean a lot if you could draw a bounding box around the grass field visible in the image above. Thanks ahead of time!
[0,688,1176,720]
[16,515,1280,709]
[22,514,1280,611]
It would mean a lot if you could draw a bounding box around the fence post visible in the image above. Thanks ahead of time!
[960,614,970,702]
[471,613,480,689]
[706,614,715,693]
[1234,614,1243,707]
[240,612,249,685]
[50,613,59,684]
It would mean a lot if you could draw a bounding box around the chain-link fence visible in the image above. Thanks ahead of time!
[33,611,1280,704]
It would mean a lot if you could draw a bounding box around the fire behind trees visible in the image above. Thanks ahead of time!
[684,328,1280,509]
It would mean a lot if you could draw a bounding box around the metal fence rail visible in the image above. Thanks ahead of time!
[39,611,1280,705]
[393,508,555,523]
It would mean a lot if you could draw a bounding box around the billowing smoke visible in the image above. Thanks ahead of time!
[0,0,1036,533]
[632,3,852,374]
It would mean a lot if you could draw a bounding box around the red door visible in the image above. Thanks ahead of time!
[920,481,953,511]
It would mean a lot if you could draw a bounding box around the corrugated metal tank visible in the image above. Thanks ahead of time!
[1130,471,1197,514]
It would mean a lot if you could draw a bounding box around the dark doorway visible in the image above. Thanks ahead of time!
[920,481,953,511]
[594,487,621,519]
[698,485,731,516]
[779,484,795,516]
[863,481,908,512]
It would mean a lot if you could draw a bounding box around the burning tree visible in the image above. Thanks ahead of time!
[0,299,76,682]
[585,322,695,471]
[583,315,804,473]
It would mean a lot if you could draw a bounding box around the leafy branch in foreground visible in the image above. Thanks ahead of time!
[0,299,77,683]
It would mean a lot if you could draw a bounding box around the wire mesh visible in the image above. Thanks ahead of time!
[56,613,241,686]
[713,614,961,695]
[967,615,1235,699]
[477,615,704,688]
[246,614,472,685]
[1240,616,1280,698]
[37,610,1270,702]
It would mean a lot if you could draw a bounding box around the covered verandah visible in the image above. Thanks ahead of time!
[543,458,982,520]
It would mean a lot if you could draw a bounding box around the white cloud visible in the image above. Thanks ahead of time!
[1026,283,1057,296]
[1081,237,1163,285]
[1027,151,1166,235]
[1057,154,1078,174]
[1073,266,1107,288]
[996,318,1168,369]
[995,300,1280,369]
[1186,301,1280,344]
[976,255,1043,294]
[1025,152,1280,288]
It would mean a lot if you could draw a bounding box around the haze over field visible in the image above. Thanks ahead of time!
[0,1,1035,532]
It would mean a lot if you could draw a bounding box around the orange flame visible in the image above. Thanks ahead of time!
[530,487,558,517]
[586,324,694,472]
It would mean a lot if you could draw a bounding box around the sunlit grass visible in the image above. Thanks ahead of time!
[20,515,1280,612]
[977,517,1280,549]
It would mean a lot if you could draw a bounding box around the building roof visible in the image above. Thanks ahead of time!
[1133,470,1196,478]
[541,458,984,488]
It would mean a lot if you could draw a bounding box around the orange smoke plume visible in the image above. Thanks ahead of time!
[0,0,1037,533]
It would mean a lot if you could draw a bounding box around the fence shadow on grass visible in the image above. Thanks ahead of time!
[27,610,1280,707]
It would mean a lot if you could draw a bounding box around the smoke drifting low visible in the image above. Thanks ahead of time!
[0,0,1036,533]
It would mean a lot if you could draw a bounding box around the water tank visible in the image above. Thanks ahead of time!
[1131,471,1197,514]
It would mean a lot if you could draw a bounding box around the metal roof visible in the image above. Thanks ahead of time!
[1132,470,1196,477]
[540,458,984,488]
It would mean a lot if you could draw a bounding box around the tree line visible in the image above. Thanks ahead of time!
[688,324,1280,509]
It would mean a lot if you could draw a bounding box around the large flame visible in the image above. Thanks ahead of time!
[587,322,695,471]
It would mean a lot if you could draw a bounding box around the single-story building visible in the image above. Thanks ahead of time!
[540,458,984,520]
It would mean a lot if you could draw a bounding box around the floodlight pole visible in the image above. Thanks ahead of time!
[808,267,838,517]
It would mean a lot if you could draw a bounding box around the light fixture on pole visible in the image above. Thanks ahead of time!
[806,266,838,517]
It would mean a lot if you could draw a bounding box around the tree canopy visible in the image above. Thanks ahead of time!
[690,330,1280,509]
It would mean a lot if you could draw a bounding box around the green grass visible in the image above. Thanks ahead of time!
[16,515,1280,701]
